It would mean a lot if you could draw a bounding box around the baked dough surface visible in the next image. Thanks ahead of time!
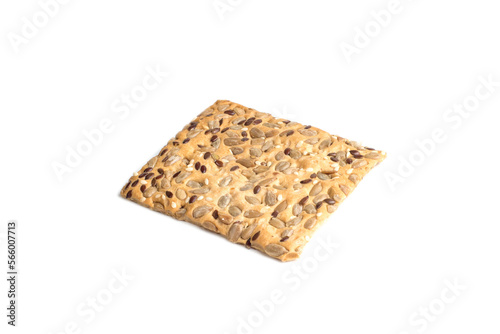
[120,100,386,261]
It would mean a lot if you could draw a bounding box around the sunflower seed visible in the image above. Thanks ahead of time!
[304,217,317,229]
[232,116,245,124]
[147,157,158,167]
[190,187,210,194]
[153,202,165,212]
[257,178,274,187]
[234,107,245,115]
[249,148,263,157]
[265,244,287,257]
[230,147,244,155]
[175,172,191,183]
[245,196,261,205]
[208,120,218,129]
[319,138,332,150]
[143,186,157,198]
[186,129,203,138]
[224,138,241,146]
[275,161,290,172]
[365,152,381,159]
[287,216,302,227]
[317,172,330,180]
[304,138,319,145]
[283,167,299,175]
[281,229,294,238]
[228,206,242,217]
[261,141,274,152]
[263,122,280,128]
[275,200,288,213]
[340,184,351,195]
[212,137,221,149]
[249,127,265,138]
[244,210,264,218]
[348,174,359,184]
[265,191,277,206]
[164,155,181,166]
[289,149,302,159]
[192,205,212,218]
[336,151,346,160]
[201,221,218,232]
[218,194,231,209]
[240,223,257,240]
[304,204,317,214]
[309,183,323,196]
[218,213,233,225]
[174,208,186,218]
[175,188,187,200]
[292,204,303,216]
[218,175,233,187]
[269,218,285,229]
[313,194,328,204]
[225,130,239,138]
[298,128,318,136]
[240,183,253,191]
[265,130,279,137]
[227,222,243,242]
[327,205,337,213]
[160,178,171,189]
[253,166,269,174]
[352,159,367,168]
[187,180,202,188]
[236,158,255,168]
[246,137,260,145]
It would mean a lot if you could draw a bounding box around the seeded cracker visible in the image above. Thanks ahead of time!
[120,100,386,261]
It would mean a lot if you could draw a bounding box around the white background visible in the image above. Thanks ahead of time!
[1,0,499,333]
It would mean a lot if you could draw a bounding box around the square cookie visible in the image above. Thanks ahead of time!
[120,100,386,261]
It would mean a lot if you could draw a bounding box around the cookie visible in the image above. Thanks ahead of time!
[120,100,386,261]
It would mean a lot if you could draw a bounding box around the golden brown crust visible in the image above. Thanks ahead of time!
[120,100,386,261]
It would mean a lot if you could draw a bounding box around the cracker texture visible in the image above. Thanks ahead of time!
[120,100,386,261]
